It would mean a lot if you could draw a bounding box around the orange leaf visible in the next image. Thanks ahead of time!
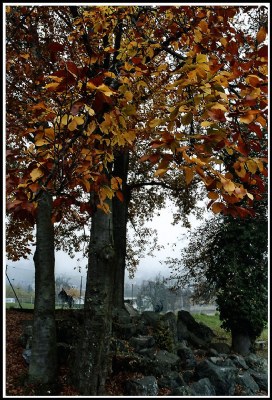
[116,190,124,202]
[207,191,219,200]
[184,167,194,185]
[256,26,267,44]
[211,202,225,214]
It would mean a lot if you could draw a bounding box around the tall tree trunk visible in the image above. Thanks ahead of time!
[112,149,130,310]
[29,190,57,384]
[231,329,252,356]
[73,197,115,395]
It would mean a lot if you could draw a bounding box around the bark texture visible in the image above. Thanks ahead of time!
[112,150,130,310]
[28,190,57,384]
[231,330,252,356]
[73,198,115,395]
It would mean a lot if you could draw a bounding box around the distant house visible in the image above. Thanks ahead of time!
[6,298,16,303]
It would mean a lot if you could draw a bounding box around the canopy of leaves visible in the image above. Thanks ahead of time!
[5,5,268,260]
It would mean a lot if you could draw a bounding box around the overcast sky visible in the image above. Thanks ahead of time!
[5,199,210,289]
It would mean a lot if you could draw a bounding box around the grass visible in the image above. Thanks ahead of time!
[6,303,34,309]
[193,312,268,358]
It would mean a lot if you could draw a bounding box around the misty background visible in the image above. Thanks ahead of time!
[5,200,209,292]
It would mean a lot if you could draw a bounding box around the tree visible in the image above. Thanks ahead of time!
[168,202,268,355]
[136,275,184,312]
[28,190,57,383]
[5,4,268,394]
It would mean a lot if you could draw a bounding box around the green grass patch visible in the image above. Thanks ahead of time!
[193,313,268,358]
[6,302,34,309]
[193,313,231,342]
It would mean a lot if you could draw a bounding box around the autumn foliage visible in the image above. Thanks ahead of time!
[6,5,268,247]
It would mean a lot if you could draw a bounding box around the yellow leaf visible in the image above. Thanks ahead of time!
[246,192,254,200]
[44,82,60,90]
[60,114,71,125]
[84,105,95,116]
[104,71,116,78]
[86,81,97,90]
[124,91,133,101]
[222,179,235,193]
[211,103,228,112]
[100,186,114,200]
[35,138,48,146]
[201,121,213,127]
[30,168,44,181]
[68,119,78,131]
[122,104,136,116]
[220,37,228,47]
[178,105,190,113]
[194,29,202,43]
[158,63,168,71]
[198,20,208,33]
[234,186,247,198]
[154,168,168,177]
[137,80,148,90]
[74,116,85,125]
[85,120,97,135]
[256,26,267,44]
[196,54,208,63]
[246,159,257,174]
[124,130,136,145]
[97,84,114,96]
[149,118,163,128]
[225,147,233,155]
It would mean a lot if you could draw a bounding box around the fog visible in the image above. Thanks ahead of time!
[5,201,209,289]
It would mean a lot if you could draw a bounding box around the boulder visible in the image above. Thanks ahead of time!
[129,335,155,352]
[141,311,161,327]
[158,371,185,390]
[125,375,158,396]
[177,310,215,348]
[196,359,236,395]
[171,385,195,396]
[245,353,268,373]
[177,343,196,369]
[209,341,231,354]
[250,371,268,392]
[190,377,216,396]
[236,371,260,395]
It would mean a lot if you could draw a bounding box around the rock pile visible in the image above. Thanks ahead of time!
[20,309,268,396]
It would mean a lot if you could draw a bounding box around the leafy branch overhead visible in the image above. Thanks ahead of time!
[6,5,268,228]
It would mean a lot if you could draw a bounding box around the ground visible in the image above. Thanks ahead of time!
[4,309,268,396]
[5,309,143,396]
[5,309,79,396]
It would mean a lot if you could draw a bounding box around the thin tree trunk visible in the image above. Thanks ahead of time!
[112,150,130,310]
[73,197,115,395]
[231,330,252,356]
[29,190,57,384]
